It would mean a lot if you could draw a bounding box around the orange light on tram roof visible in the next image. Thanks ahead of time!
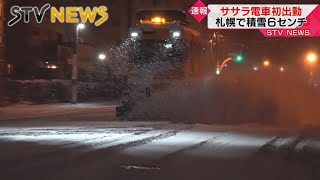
[151,17,166,24]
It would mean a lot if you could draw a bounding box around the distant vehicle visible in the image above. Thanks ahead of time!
[116,9,210,117]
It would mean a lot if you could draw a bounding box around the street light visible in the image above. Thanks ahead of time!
[71,23,85,105]
[306,52,318,65]
[77,23,85,30]
[217,55,244,75]
[263,60,270,67]
[280,67,284,72]
[98,53,106,60]
[216,67,220,75]
[218,57,232,74]
[305,52,318,87]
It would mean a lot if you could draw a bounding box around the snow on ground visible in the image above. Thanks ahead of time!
[0,120,319,180]
[0,102,320,180]
[0,123,319,158]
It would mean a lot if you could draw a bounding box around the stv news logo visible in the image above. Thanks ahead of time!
[8,4,109,27]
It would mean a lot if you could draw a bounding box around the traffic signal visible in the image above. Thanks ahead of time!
[235,55,243,63]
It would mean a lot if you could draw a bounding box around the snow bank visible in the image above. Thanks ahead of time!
[0,79,123,105]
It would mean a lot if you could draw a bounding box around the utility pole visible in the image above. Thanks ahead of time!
[215,30,220,75]
[215,30,219,65]
[71,24,85,105]
[71,28,78,105]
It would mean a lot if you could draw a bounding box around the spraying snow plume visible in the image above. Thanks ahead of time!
[102,40,320,126]
[129,70,320,126]
[94,38,184,90]
[127,61,179,89]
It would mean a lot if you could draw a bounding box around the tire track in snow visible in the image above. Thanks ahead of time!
[91,125,193,151]
[258,135,304,154]
[105,130,180,151]
[162,135,223,159]
[258,136,280,153]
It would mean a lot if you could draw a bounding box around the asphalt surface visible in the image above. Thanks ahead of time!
[0,115,319,180]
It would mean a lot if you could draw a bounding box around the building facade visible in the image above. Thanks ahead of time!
[3,0,98,79]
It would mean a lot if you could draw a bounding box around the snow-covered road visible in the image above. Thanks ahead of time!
[0,120,319,180]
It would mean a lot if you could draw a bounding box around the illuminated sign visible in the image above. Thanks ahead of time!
[8,4,109,27]
[208,4,320,37]
[188,1,320,37]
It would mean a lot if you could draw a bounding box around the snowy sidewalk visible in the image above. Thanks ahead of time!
[0,102,118,121]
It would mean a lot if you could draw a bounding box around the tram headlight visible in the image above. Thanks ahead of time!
[131,32,139,38]
[172,31,181,38]
[47,65,58,69]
